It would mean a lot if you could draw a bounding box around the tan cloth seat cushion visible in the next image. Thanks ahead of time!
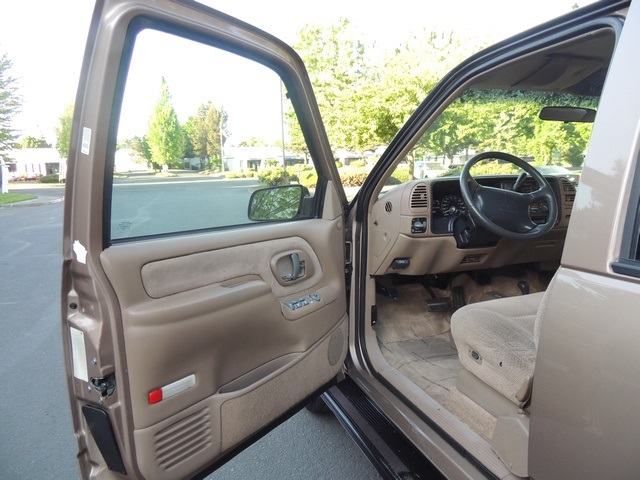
[451,292,545,404]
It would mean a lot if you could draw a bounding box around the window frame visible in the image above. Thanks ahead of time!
[103,16,328,247]
[612,152,640,278]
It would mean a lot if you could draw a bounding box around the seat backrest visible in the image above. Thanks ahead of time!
[533,271,558,349]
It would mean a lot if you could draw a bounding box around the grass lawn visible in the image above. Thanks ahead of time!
[0,193,37,205]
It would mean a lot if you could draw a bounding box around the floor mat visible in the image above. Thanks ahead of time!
[374,272,549,441]
[399,336,457,361]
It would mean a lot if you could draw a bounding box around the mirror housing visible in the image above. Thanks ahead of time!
[248,185,305,221]
[539,106,596,123]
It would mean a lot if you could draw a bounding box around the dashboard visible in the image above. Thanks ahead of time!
[368,175,576,276]
[430,176,557,234]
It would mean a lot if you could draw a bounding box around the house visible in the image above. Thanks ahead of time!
[114,149,149,172]
[334,148,363,166]
[223,146,305,172]
[6,148,64,179]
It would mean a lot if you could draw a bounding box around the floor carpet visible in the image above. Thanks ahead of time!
[374,270,548,441]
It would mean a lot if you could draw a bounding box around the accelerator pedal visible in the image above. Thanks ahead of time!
[451,286,466,312]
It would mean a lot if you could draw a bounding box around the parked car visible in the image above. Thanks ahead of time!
[416,160,448,178]
[62,1,640,479]
[535,164,581,185]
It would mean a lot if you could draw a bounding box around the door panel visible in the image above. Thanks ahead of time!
[99,219,347,432]
[97,220,348,480]
[67,217,347,479]
[62,1,347,478]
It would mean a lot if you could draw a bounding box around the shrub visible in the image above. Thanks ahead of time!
[349,159,367,168]
[299,170,318,189]
[264,158,278,168]
[339,166,369,187]
[285,166,302,182]
[469,162,520,176]
[335,161,343,168]
[389,167,412,184]
[39,173,60,183]
[225,172,240,179]
[245,170,255,178]
[258,166,288,186]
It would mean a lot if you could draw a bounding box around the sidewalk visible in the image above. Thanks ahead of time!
[1,182,65,207]
[0,193,65,207]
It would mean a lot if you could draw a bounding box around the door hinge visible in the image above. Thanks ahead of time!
[90,372,116,400]
[344,240,353,309]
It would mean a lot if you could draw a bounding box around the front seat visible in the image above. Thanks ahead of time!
[450,276,554,410]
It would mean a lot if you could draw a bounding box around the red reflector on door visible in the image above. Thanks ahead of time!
[148,389,163,405]
[148,375,196,404]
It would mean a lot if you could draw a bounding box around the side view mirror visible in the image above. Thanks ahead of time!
[248,185,305,221]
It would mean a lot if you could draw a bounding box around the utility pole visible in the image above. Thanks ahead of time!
[219,114,225,173]
[280,80,286,167]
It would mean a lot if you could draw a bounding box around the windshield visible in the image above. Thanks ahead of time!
[386,89,595,184]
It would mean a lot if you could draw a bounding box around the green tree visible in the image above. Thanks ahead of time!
[184,101,228,170]
[238,137,269,147]
[416,89,596,168]
[182,129,194,159]
[20,135,50,148]
[373,31,476,145]
[288,19,374,153]
[0,51,22,161]
[55,103,74,159]
[146,78,184,168]
[119,135,151,163]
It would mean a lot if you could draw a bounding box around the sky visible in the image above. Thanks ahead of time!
[0,0,593,146]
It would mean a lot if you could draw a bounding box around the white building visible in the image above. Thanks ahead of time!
[6,148,64,179]
[223,146,305,172]
[115,149,149,172]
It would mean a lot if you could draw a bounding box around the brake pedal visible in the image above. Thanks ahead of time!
[426,297,450,312]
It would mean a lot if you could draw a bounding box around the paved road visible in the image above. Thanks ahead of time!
[111,175,260,238]
[0,200,380,479]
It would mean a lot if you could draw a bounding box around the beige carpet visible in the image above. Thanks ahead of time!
[375,271,548,441]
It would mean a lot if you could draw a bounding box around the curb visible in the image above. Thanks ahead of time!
[0,196,65,208]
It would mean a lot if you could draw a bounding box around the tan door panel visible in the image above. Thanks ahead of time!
[96,218,347,478]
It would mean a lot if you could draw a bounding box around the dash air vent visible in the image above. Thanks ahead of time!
[561,178,576,203]
[384,201,393,213]
[561,178,576,193]
[410,183,428,210]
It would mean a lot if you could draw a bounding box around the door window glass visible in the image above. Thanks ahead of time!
[111,29,317,241]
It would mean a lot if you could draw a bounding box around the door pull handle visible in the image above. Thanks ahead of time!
[282,253,305,282]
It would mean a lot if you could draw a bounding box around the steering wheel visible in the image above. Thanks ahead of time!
[459,151,558,240]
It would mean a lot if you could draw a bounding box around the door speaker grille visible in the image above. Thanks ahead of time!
[155,407,212,471]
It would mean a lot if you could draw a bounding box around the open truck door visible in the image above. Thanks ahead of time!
[61,1,349,478]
